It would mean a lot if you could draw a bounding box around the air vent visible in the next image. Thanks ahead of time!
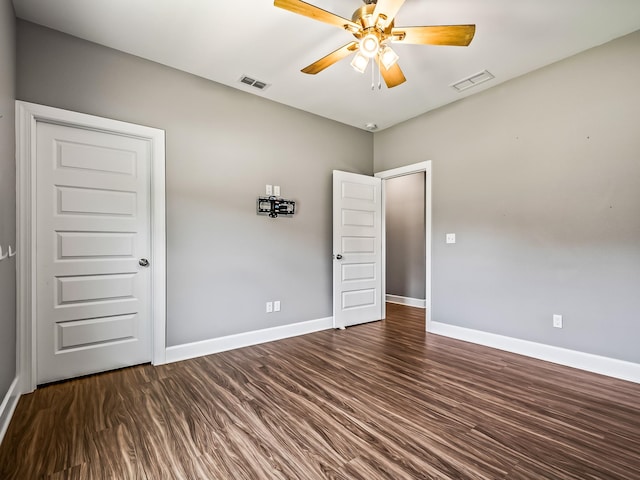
[239,75,270,91]
[451,70,494,92]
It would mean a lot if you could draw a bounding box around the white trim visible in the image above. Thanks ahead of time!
[379,176,387,322]
[375,162,429,179]
[375,161,432,331]
[385,294,426,308]
[425,169,432,329]
[15,101,167,392]
[149,121,167,366]
[431,322,640,384]
[0,377,21,445]
[166,317,333,364]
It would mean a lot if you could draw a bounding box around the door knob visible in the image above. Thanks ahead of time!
[139,258,150,267]
[335,254,343,260]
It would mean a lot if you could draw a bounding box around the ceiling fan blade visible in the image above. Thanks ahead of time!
[378,59,406,88]
[301,42,359,74]
[274,0,361,31]
[373,0,406,27]
[392,25,476,46]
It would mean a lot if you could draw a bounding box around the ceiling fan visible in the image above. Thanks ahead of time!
[274,0,476,88]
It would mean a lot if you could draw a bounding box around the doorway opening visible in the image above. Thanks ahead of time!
[375,162,432,331]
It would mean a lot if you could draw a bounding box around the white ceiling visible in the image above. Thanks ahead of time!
[12,0,640,131]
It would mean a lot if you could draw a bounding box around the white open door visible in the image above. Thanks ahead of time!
[333,170,382,328]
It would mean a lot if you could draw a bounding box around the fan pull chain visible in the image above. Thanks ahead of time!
[371,60,375,90]
[378,59,382,90]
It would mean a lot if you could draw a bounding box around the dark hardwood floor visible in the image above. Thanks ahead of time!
[1,303,640,479]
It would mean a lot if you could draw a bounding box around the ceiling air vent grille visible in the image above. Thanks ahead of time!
[451,70,494,92]
[239,75,270,91]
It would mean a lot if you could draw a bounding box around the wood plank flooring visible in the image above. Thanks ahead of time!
[1,303,640,479]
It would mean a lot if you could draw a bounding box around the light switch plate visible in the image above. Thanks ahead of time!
[274,186,281,196]
[446,233,456,244]
[553,314,563,328]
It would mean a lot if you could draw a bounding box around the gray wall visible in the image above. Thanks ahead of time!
[374,30,640,363]
[385,173,425,299]
[14,19,640,365]
[17,21,372,346]
[0,0,16,401]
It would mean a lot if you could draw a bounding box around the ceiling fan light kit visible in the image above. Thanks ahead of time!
[378,44,399,70]
[350,52,370,73]
[274,0,476,89]
[360,33,380,58]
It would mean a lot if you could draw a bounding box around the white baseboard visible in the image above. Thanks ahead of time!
[0,377,21,445]
[166,316,334,364]
[430,322,640,384]
[386,294,426,308]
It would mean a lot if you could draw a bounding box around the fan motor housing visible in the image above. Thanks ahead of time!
[351,4,393,40]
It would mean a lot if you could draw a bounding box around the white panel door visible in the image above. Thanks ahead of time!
[36,122,151,384]
[333,170,382,328]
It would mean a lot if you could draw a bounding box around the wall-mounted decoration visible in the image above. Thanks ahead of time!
[0,245,16,261]
[257,196,296,218]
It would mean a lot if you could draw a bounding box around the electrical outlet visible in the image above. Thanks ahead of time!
[274,300,281,312]
[266,301,273,313]
[446,233,456,244]
[266,184,273,195]
[553,314,563,328]
[274,186,281,196]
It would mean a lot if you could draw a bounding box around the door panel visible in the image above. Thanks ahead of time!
[57,140,137,175]
[342,209,375,226]
[342,289,376,309]
[57,186,137,216]
[56,314,138,351]
[36,122,151,384]
[57,232,135,258]
[333,170,382,328]
[341,263,376,282]
[56,274,136,304]
[342,236,375,253]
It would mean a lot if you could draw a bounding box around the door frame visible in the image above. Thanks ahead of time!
[15,101,167,393]
[375,161,432,331]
